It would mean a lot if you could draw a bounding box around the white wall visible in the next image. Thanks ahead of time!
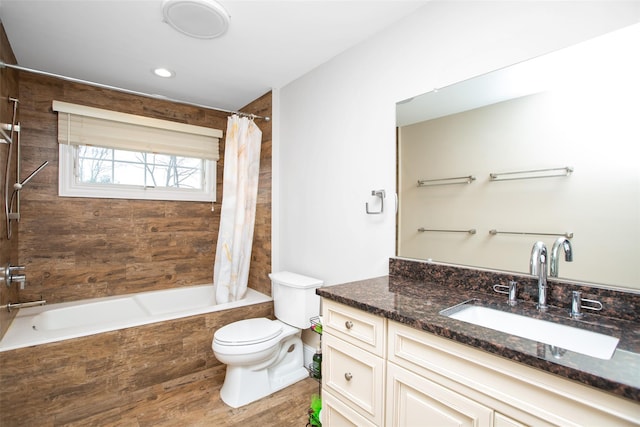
[275,1,640,286]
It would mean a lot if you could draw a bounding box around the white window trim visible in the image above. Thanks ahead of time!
[59,144,216,202]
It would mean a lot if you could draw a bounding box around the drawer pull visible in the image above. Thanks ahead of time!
[345,320,354,329]
[344,372,353,381]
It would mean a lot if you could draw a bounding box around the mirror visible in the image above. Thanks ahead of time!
[396,23,640,290]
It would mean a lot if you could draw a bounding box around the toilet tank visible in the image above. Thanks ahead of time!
[269,272,323,329]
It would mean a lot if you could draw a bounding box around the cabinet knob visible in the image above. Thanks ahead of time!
[345,320,353,329]
[344,372,353,381]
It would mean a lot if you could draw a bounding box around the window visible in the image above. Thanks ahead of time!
[53,101,222,202]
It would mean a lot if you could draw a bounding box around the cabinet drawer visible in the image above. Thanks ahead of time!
[322,333,385,425]
[322,299,386,356]
[322,390,378,427]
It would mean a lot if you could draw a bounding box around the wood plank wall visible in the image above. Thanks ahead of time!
[15,71,272,304]
[0,21,279,427]
[0,301,274,426]
[0,22,20,339]
[244,92,273,296]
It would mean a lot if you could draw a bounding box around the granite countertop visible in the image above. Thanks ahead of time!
[316,274,640,402]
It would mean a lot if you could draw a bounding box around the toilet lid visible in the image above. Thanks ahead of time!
[215,318,283,345]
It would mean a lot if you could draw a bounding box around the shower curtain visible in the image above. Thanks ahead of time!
[213,115,262,303]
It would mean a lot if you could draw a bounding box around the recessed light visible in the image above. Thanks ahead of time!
[153,68,175,78]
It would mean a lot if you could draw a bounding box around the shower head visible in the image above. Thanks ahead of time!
[13,161,48,190]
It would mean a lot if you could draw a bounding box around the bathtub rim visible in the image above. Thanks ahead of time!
[0,285,272,352]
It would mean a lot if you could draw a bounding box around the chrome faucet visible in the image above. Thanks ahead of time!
[530,241,548,311]
[550,237,573,277]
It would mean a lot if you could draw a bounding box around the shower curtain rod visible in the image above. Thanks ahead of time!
[0,61,271,121]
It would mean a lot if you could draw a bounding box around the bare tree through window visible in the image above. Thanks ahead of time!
[77,145,203,189]
[78,146,112,183]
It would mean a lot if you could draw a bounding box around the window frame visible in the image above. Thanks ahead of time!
[59,144,216,202]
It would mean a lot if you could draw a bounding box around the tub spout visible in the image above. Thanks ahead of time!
[5,299,46,312]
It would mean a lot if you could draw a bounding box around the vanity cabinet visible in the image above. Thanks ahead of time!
[387,320,638,427]
[321,299,386,426]
[387,321,552,427]
[321,298,639,427]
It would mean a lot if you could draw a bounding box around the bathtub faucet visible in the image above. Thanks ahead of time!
[1,264,26,289]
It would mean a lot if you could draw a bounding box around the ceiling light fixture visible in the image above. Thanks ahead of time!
[162,0,230,39]
[153,67,175,78]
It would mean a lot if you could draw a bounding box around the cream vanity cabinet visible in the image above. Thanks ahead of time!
[321,299,386,426]
[322,299,639,427]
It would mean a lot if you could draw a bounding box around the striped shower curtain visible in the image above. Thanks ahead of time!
[213,115,262,303]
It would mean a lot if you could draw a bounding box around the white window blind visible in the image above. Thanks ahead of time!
[52,100,222,160]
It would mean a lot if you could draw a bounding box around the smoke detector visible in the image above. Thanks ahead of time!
[162,0,230,39]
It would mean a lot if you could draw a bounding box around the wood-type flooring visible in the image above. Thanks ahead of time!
[63,376,320,427]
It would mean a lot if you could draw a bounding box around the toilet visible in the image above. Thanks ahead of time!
[212,271,323,408]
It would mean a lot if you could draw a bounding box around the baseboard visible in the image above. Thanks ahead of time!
[303,343,315,367]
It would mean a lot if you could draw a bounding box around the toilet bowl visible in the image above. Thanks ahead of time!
[213,318,307,407]
[212,271,323,408]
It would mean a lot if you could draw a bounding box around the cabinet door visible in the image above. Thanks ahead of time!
[495,413,529,427]
[386,362,493,427]
[322,391,378,427]
[323,333,385,425]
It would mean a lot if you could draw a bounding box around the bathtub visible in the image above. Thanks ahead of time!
[0,284,271,351]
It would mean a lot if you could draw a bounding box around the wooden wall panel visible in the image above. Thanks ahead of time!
[14,70,272,304]
[0,22,19,339]
[0,302,274,426]
[244,92,273,296]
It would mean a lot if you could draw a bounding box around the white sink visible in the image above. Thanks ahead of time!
[442,304,619,360]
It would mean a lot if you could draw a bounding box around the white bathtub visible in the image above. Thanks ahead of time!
[0,285,271,352]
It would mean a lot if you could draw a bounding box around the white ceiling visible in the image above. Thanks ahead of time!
[0,0,429,112]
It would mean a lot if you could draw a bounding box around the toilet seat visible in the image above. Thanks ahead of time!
[214,318,283,346]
